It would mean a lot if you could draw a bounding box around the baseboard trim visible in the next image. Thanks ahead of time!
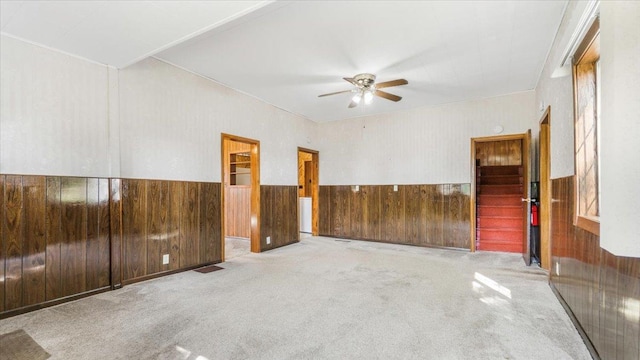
[0,286,112,319]
[261,239,300,252]
[549,281,600,360]
[121,261,221,286]
[318,234,470,252]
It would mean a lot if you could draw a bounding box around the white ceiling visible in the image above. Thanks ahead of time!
[0,1,269,68]
[0,1,567,122]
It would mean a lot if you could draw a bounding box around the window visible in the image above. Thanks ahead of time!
[572,18,600,235]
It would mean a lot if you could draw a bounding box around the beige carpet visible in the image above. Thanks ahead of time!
[0,329,50,360]
[225,236,251,260]
[0,237,590,359]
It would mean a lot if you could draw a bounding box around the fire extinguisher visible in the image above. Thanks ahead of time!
[531,202,539,226]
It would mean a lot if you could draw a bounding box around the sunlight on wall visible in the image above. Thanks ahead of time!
[621,297,640,322]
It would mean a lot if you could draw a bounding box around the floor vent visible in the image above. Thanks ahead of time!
[194,265,224,274]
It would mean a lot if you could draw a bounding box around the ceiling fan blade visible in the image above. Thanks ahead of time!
[348,100,359,108]
[343,77,358,86]
[375,90,402,102]
[318,89,352,97]
[375,79,408,89]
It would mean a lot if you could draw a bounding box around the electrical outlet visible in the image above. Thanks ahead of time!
[393,185,398,192]
[266,236,271,245]
[354,185,359,192]
[162,254,169,265]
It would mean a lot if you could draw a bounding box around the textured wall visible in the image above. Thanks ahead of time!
[0,37,318,185]
[0,35,111,177]
[599,2,640,257]
[534,1,589,180]
[118,57,318,184]
[317,91,536,185]
[535,2,640,257]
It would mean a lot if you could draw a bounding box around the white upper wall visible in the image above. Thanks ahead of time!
[118,57,317,184]
[535,1,640,257]
[0,35,111,177]
[0,36,317,184]
[317,91,536,185]
[599,1,640,257]
[535,1,590,179]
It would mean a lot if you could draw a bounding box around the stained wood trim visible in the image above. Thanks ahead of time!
[522,130,531,263]
[576,215,600,236]
[250,141,260,252]
[573,17,600,65]
[109,178,123,289]
[221,133,261,257]
[471,133,528,143]
[539,106,551,270]
[298,147,319,236]
[220,137,225,261]
[571,20,601,236]
[470,132,530,253]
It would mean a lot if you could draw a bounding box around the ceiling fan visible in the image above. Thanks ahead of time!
[318,73,408,108]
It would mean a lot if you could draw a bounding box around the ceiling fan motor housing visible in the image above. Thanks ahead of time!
[354,73,376,87]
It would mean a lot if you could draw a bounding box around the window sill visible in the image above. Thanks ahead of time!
[575,215,600,236]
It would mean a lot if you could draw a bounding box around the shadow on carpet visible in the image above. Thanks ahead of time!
[0,329,50,360]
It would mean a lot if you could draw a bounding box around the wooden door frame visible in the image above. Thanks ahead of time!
[298,147,319,236]
[539,107,551,270]
[221,133,260,260]
[470,132,530,253]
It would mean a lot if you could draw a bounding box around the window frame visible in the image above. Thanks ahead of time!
[571,18,601,236]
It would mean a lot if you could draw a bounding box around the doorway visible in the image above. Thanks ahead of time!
[222,134,260,261]
[470,132,531,261]
[297,147,319,238]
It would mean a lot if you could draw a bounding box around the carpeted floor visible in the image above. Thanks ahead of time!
[225,236,251,260]
[0,237,590,359]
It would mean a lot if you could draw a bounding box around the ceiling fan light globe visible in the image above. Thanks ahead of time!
[364,91,374,104]
[352,93,362,104]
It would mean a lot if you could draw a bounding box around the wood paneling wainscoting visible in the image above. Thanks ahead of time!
[117,179,222,285]
[1,175,111,317]
[1,175,223,318]
[260,186,298,250]
[319,184,470,249]
[551,176,639,359]
[225,187,251,238]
